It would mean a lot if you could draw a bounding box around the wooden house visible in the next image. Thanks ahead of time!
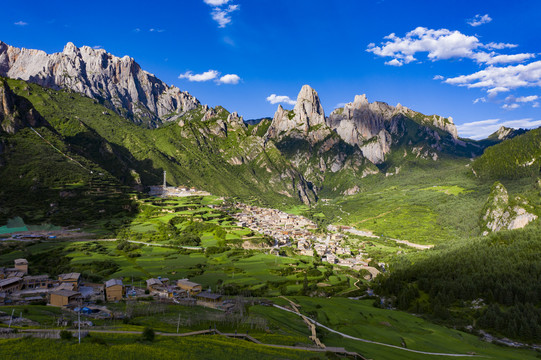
[49,290,81,307]
[104,279,124,301]
[176,279,202,295]
[58,273,81,290]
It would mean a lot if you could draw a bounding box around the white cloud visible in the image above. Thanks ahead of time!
[486,86,511,96]
[367,27,534,66]
[179,70,240,85]
[149,28,165,33]
[473,97,486,104]
[133,28,141,32]
[457,118,541,139]
[444,61,541,94]
[433,75,444,80]
[211,4,239,28]
[385,59,403,66]
[217,74,240,85]
[266,94,297,106]
[367,27,480,64]
[14,21,28,26]
[501,95,539,110]
[483,42,518,50]
[468,14,492,27]
[516,95,539,103]
[179,70,219,82]
[502,103,520,110]
[92,45,103,49]
[204,0,230,5]
[474,52,535,65]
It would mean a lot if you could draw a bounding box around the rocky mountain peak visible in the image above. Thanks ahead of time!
[353,94,369,106]
[63,41,78,55]
[0,41,200,128]
[326,93,462,164]
[265,85,330,144]
[294,85,325,127]
[487,126,526,141]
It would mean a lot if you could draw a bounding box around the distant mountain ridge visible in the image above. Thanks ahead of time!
[0,41,200,128]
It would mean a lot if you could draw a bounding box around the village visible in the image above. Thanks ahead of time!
[230,204,377,276]
[0,258,231,326]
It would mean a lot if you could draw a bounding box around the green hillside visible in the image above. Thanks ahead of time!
[472,126,541,180]
[0,78,317,225]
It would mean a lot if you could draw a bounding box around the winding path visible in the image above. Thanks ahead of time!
[273,304,481,357]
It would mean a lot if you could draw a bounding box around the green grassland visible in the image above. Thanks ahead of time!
[256,297,540,360]
[0,334,323,360]
[309,156,539,244]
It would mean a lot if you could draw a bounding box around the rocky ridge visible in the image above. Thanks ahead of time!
[0,41,200,128]
[487,126,527,141]
[327,94,459,164]
[481,182,538,235]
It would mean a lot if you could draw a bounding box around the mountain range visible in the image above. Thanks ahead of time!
[0,41,538,224]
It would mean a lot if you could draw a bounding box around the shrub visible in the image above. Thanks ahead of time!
[141,327,155,342]
[59,330,73,340]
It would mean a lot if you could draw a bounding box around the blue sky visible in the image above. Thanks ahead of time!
[2,0,541,139]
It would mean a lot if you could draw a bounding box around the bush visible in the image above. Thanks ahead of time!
[141,327,155,342]
[59,330,73,340]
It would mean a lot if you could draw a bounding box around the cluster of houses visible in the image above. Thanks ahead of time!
[232,204,318,245]
[0,259,229,312]
[297,233,371,270]
[229,204,375,274]
[0,260,90,306]
[144,277,227,308]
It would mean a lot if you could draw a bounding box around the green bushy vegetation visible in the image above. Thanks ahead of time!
[472,127,541,180]
[374,226,541,341]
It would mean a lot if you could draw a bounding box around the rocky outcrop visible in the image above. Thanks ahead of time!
[487,126,527,141]
[0,41,200,128]
[327,94,459,164]
[481,182,538,235]
[359,129,391,164]
[0,79,46,134]
[266,85,332,144]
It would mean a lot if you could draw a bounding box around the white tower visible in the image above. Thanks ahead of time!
[163,170,167,189]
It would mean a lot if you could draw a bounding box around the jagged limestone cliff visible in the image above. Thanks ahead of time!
[265,85,332,144]
[0,41,199,128]
[326,94,460,164]
[481,182,537,235]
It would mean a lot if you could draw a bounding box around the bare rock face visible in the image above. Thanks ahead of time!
[481,182,538,235]
[359,129,391,164]
[487,126,527,141]
[327,94,459,164]
[0,79,46,134]
[266,85,332,144]
[0,41,200,128]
